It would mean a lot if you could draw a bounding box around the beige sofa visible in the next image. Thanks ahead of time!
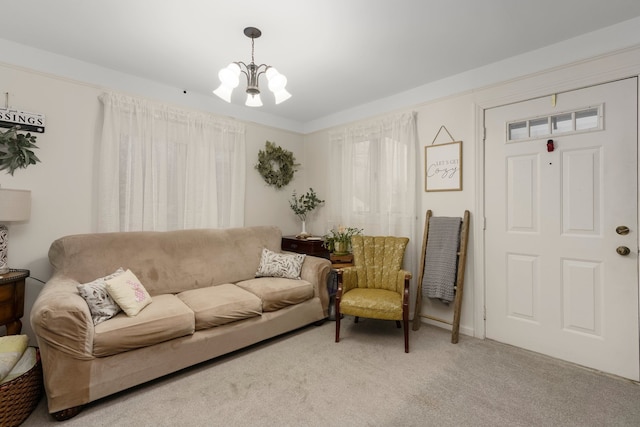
[30,226,331,419]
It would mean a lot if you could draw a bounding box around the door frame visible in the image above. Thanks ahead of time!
[473,46,640,341]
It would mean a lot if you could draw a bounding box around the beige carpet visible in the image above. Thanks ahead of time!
[23,318,640,426]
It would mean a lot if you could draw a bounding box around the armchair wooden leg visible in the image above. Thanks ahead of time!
[336,271,343,343]
[395,320,401,328]
[354,316,359,323]
[403,318,409,353]
[402,272,410,352]
[335,302,341,343]
[403,303,410,353]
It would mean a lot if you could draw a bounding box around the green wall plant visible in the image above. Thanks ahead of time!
[0,126,41,175]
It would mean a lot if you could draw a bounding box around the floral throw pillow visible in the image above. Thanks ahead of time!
[105,269,152,316]
[77,268,125,325]
[255,248,305,279]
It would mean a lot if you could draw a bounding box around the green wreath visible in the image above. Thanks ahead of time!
[255,141,299,189]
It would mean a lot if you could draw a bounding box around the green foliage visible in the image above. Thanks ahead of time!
[255,141,299,189]
[322,226,363,253]
[0,126,41,176]
[289,188,324,221]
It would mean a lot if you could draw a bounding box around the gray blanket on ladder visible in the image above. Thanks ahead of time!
[422,216,462,304]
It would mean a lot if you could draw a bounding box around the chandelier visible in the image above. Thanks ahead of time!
[213,27,291,107]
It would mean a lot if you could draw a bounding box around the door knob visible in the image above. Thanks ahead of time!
[616,226,630,235]
[616,246,631,256]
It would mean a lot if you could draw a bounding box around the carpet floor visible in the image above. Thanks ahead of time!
[22,318,640,426]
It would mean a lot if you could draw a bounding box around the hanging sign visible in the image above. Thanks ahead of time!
[425,125,462,192]
[425,141,462,191]
[0,108,46,133]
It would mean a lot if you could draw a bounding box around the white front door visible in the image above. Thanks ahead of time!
[484,78,639,380]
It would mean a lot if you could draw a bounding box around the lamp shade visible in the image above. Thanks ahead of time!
[0,188,31,222]
[213,84,234,103]
[266,68,287,91]
[219,63,241,87]
[213,28,291,106]
[245,93,263,107]
[273,88,292,104]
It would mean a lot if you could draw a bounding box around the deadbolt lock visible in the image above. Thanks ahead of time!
[616,226,630,235]
[616,246,631,256]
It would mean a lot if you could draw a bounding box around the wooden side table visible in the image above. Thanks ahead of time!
[281,236,330,259]
[330,253,354,269]
[0,269,30,335]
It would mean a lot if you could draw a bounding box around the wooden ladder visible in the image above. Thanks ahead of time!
[412,210,470,343]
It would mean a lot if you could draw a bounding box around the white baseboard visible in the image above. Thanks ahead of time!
[418,316,474,338]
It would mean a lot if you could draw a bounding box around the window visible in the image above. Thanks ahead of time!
[328,112,417,274]
[507,105,602,141]
[98,93,246,231]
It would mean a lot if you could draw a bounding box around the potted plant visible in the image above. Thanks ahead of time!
[289,188,324,238]
[323,226,363,255]
[0,126,40,175]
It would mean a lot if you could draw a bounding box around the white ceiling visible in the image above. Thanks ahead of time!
[2,0,640,132]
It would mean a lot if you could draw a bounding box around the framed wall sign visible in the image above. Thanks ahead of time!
[425,140,462,192]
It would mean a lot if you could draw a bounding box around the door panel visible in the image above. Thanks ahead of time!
[485,78,639,380]
[508,154,538,231]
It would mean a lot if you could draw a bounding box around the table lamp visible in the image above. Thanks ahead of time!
[0,187,31,274]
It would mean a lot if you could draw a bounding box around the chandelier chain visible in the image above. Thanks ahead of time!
[251,37,255,65]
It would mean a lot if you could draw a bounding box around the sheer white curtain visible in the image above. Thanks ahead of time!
[328,112,418,309]
[98,93,246,232]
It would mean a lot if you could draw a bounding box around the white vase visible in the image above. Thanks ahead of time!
[0,224,8,273]
[296,220,311,239]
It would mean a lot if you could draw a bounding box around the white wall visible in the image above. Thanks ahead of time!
[0,64,101,342]
[244,122,309,235]
[414,95,477,334]
[304,93,479,336]
[0,63,305,343]
[304,46,640,339]
[3,37,640,346]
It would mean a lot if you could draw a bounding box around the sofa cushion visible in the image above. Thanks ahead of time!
[177,284,262,330]
[93,294,195,357]
[77,267,125,325]
[236,277,314,312]
[255,248,305,279]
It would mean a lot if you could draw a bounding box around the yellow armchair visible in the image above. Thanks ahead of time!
[335,235,412,352]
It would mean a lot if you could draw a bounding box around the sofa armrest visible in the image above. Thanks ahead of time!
[299,255,332,316]
[30,275,95,360]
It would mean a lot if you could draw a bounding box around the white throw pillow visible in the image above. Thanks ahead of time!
[0,334,29,383]
[255,248,305,279]
[77,268,125,325]
[105,269,152,316]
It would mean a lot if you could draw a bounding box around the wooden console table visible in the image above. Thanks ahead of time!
[0,269,30,335]
[281,236,330,259]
